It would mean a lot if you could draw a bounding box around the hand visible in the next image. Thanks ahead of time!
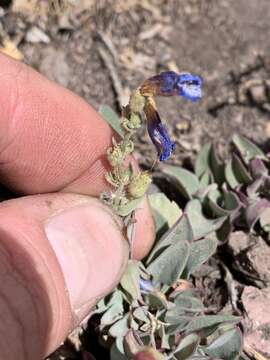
[0,53,155,360]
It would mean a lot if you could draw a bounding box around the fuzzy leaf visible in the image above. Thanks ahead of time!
[165,308,192,325]
[109,315,129,337]
[146,291,168,310]
[225,159,241,189]
[210,144,225,185]
[99,105,125,138]
[133,307,149,323]
[149,193,182,234]
[174,333,200,360]
[195,143,212,178]
[199,171,212,186]
[117,197,144,216]
[100,300,124,326]
[95,289,123,315]
[185,315,241,334]
[120,261,140,300]
[232,154,253,184]
[207,189,241,217]
[182,238,217,278]
[147,241,190,285]
[147,214,193,264]
[205,328,242,360]
[174,294,204,312]
[162,165,200,199]
[110,340,127,360]
[207,189,228,216]
[186,199,225,239]
[232,134,267,163]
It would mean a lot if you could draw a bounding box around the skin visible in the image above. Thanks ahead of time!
[0,53,155,360]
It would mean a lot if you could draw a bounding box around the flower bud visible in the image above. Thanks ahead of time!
[107,145,124,167]
[128,172,151,199]
[123,113,142,131]
[129,89,146,113]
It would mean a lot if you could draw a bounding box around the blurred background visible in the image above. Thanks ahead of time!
[0,0,270,168]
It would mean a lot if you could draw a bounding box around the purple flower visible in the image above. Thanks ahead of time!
[177,73,202,102]
[144,100,176,161]
[140,71,202,102]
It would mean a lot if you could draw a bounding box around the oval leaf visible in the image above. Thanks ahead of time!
[162,165,200,199]
[147,241,190,285]
[99,105,125,138]
[120,261,140,300]
[109,315,129,338]
[149,192,182,236]
[232,134,267,163]
[185,315,241,334]
[205,328,243,360]
[195,143,212,178]
[182,238,217,278]
[147,214,193,265]
[186,199,225,239]
[116,197,144,217]
[174,333,200,360]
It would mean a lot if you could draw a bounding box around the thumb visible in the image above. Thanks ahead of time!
[0,193,128,360]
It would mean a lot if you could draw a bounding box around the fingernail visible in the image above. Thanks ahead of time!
[45,202,128,320]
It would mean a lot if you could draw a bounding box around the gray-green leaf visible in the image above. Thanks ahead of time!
[174,333,200,360]
[146,214,193,265]
[205,328,243,360]
[186,199,225,239]
[162,165,200,199]
[195,143,212,178]
[182,238,217,278]
[149,192,182,228]
[99,105,125,138]
[109,315,129,337]
[116,197,144,217]
[147,241,190,285]
[185,315,241,334]
[120,261,140,300]
[232,134,267,163]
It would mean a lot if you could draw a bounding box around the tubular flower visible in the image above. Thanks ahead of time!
[138,71,202,161]
[140,71,202,102]
[143,99,176,161]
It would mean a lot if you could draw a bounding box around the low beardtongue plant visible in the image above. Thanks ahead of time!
[93,71,245,360]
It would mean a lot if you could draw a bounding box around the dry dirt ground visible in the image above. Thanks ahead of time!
[1,0,270,359]
[2,0,270,166]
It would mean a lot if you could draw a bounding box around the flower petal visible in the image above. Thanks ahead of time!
[144,100,176,161]
[177,73,202,102]
[140,71,179,97]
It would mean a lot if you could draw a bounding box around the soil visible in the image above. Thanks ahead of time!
[1,0,270,359]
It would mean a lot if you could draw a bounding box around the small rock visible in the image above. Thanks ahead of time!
[26,26,50,44]
[242,286,270,357]
[228,231,270,287]
[249,84,266,105]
